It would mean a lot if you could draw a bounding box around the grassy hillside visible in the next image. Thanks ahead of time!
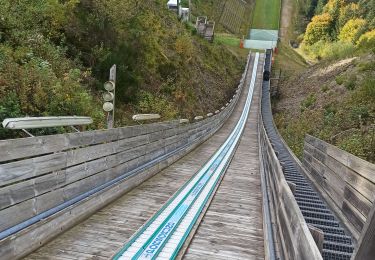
[251,0,281,29]
[190,0,254,36]
[274,55,375,162]
[272,0,375,162]
[0,0,245,139]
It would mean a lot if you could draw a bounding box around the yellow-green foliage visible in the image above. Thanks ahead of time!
[175,35,194,57]
[301,0,375,59]
[303,13,332,45]
[138,91,178,119]
[0,0,244,138]
[339,19,366,43]
[323,0,346,12]
[338,3,359,28]
[357,29,375,52]
[276,71,375,162]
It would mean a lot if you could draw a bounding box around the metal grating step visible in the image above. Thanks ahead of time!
[296,197,325,205]
[301,209,336,221]
[322,249,352,260]
[323,241,354,253]
[309,223,346,236]
[297,193,322,201]
[299,205,332,214]
[324,233,353,245]
[305,216,340,228]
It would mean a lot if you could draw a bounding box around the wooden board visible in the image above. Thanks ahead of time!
[302,135,375,238]
[0,114,226,232]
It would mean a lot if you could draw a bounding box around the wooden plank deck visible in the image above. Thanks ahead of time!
[24,53,263,259]
[183,54,265,260]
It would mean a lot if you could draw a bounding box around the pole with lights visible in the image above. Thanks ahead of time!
[103,65,116,129]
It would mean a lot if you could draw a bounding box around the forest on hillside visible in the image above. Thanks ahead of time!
[0,0,244,139]
[275,0,375,162]
[295,0,374,59]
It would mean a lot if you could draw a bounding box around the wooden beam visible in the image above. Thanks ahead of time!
[352,203,375,260]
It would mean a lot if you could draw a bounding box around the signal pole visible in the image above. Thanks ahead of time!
[177,0,180,17]
[103,65,116,129]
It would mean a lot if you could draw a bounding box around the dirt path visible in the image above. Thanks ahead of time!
[279,0,293,40]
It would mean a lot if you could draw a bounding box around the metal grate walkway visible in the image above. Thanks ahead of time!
[261,50,354,260]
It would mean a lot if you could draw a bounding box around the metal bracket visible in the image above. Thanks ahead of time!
[70,126,80,132]
[22,129,34,137]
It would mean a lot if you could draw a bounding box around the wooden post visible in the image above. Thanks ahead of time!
[352,203,375,260]
[107,65,116,129]
[308,224,324,253]
[177,0,180,17]
[286,181,296,195]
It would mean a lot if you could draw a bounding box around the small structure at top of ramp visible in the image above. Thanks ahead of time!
[195,16,215,42]
[245,29,278,49]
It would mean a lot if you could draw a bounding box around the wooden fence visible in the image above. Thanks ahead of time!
[302,135,375,241]
[259,124,322,259]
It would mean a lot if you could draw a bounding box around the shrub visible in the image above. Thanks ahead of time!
[360,78,375,99]
[335,75,345,85]
[350,106,370,125]
[302,40,355,60]
[357,29,375,53]
[138,91,178,119]
[0,92,22,139]
[300,93,317,112]
[339,19,367,43]
[344,74,357,90]
[358,60,375,71]
[321,84,329,92]
[303,13,333,45]
[320,41,355,59]
[337,133,367,160]
[175,35,194,57]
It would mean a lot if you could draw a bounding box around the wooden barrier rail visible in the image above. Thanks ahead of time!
[259,123,322,259]
[259,49,322,259]
[302,135,375,241]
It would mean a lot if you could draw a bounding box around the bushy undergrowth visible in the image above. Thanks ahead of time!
[275,59,375,162]
[301,40,357,60]
[0,0,243,139]
[297,0,375,61]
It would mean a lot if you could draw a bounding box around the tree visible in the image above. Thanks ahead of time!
[323,0,345,13]
[324,0,346,38]
[339,19,367,43]
[358,0,375,29]
[338,3,360,30]
[303,13,333,45]
[357,29,375,53]
[315,0,328,15]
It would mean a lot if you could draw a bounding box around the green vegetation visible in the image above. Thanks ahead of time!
[271,0,375,163]
[300,93,316,112]
[0,0,245,139]
[273,0,374,162]
[251,0,281,29]
[273,42,308,73]
[297,0,375,61]
[215,34,241,47]
[275,57,375,163]
[191,0,254,36]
